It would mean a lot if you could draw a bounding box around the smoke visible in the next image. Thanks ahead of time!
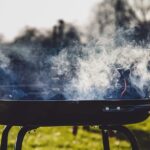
[51,35,150,100]
[0,30,150,100]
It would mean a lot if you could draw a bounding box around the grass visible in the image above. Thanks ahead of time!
[0,117,150,150]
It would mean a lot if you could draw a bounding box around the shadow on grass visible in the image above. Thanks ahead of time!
[83,126,150,150]
[125,129,150,150]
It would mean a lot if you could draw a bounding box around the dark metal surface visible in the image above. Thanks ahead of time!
[0,100,149,126]
[0,126,12,150]
[101,126,110,150]
[113,126,139,150]
[15,126,38,150]
[100,125,139,150]
[0,100,149,150]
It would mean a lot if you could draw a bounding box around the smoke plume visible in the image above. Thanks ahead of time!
[0,31,150,100]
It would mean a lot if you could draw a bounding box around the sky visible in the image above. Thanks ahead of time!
[0,0,99,40]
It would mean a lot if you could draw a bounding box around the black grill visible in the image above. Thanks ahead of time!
[0,99,150,150]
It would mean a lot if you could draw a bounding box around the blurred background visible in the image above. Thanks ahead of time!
[0,0,150,149]
[1,0,150,47]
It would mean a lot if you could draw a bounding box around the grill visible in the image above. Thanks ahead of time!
[0,99,150,150]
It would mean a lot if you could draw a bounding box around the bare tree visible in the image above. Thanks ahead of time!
[91,0,150,34]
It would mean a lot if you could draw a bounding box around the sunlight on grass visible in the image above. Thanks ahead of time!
[0,117,150,150]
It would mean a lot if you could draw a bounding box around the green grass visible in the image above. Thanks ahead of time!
[1,117,150,150]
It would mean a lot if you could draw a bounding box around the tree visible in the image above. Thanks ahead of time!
[13,26,44,46]
[91,0,150,42]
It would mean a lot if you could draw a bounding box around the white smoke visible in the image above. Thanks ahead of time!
[0,31,150,100]
[0,50,10,69]
[50,36,150,100]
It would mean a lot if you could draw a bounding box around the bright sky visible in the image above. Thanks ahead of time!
[0,0,99,40]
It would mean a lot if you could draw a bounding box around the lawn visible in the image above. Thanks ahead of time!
[0,117,150,150]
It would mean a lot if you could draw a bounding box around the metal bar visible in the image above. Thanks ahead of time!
[72,126,78,136]
[114,126,139,150]
[100,126,110,150]
[15,126,38,150]
[108,126,139,150]
[0,126,12,150]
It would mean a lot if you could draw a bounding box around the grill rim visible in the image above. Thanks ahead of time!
[0,99,149,106]
[0,99,149,126]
